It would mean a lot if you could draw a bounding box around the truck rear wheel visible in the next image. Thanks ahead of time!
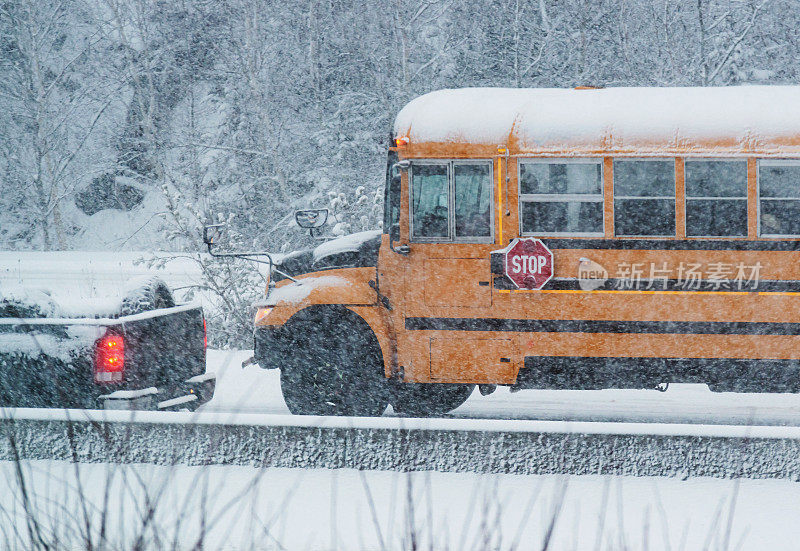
[391,383,475,417]
[279,308,389,416]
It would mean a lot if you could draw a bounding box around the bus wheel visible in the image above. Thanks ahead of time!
[391,383,475,417]
[279,308,389,416]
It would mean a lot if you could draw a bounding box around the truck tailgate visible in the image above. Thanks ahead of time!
[0,303,205,408]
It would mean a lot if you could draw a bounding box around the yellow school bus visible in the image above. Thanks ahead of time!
[252,86,800,416]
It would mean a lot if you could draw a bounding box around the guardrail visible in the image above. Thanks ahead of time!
[1,408,798,480]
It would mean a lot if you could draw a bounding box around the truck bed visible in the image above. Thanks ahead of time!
[0,303,207,409]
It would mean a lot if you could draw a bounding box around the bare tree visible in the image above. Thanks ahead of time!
[694,0,770,85]
[0,0,120,249]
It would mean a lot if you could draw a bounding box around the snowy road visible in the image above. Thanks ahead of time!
[206,350,800,426]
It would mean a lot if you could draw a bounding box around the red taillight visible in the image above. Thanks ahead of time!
[94,331,124,384]
[203,318,207,349]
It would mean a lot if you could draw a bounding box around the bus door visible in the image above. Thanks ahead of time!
[395,159,513,383]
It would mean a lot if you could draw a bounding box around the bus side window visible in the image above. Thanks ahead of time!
[614,160,676,237]
[411,164,449,239]
[759,161,800,236]
[454,163,492,238]
[685,160,747,237]
[519,160,603,236]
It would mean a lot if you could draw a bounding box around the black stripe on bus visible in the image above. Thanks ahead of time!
[545,279,794,292]
[539,239,800,251]
[404,317,800,335]
[492,276,797,292]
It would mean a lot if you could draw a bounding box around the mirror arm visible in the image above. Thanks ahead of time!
[272,267,299,282]
[206,245,272,265]
[205,243,301,283]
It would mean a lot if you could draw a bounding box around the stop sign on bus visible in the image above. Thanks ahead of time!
[502,238,554,290]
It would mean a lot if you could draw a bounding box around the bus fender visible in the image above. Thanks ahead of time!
[262,268,377,309]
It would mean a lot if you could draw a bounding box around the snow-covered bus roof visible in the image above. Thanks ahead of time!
[393,86,800,155]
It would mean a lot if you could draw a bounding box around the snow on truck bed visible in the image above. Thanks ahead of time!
[0,326,102,361]
[393,86,800,152]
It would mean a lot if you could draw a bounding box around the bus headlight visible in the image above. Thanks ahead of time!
[254,308,272,324]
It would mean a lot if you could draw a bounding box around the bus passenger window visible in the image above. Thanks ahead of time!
[685,160,747,237]
[759,161,800,236]
[518,160,603,236]
[454,163,492,238]
[614,160,675,237]
[411,164,449,239]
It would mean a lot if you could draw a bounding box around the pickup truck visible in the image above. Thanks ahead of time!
[0,277,213,410]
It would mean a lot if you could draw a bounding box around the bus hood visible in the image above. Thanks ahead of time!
[274,230,382,279]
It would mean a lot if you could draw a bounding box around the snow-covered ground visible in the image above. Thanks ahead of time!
[3,352,799,549]
[206,349,800,427]
[2,459,799,550]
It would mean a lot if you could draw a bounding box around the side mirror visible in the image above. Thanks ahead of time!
[392,160,410,172]
[203,223,225,246]
[389,222,409,255]
[295,209,328,229]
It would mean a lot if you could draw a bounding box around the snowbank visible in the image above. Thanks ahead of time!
[4,404,800,440]
[4,405,800,484]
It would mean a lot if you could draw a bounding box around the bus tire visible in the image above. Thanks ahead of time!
[391,383,475,417]
[279,307,389,416]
